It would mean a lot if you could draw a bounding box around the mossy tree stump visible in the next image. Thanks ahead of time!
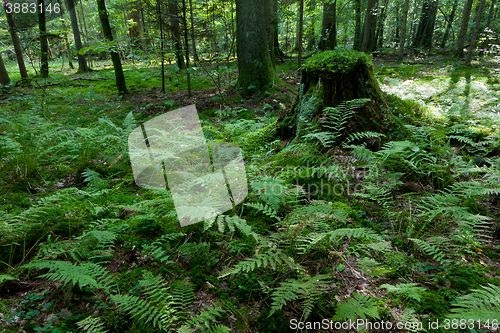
[278,50,388,140]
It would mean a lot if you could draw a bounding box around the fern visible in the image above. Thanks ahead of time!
[23,260,114,290]
[269,274,332,319]
[170,279,195,321]
[110,272,176,330]
[70,230,117,263]
[219,248,302,278]
[178,302,229,332]
[345,131,386,146]
[379,283,426,302]
[245,202,281,222]
[76,316,108,333]
[333,293,380,321]
[409,237,451,265]
[320,99,370,139]
[296,228,382,254]
[250,176,289,210]
[447,284,500,321]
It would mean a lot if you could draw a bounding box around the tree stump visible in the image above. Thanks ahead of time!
[278,50,388,141]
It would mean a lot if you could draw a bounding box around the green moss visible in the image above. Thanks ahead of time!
[302,50,373,76]
[235,120,277,152]
[331,202,360,223]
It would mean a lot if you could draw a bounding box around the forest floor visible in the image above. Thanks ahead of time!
[0,53,500,333]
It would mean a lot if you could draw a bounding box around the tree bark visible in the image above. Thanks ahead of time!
[96,0,128,95]
[487,0,496,27]
[273,0,285,58]
[465,0,487,66]
[413,0,438,49]
[456,0,474,58]
[439,0,458,48]
[354,0,362,50]
[236,0,275,95]
[128,0,145,49]
[298,0,304,67]
[182,0,191,97]
[66,0,90,73]
[278,50,388,140]
[0,54,11,86]
[58,0,74,69]
[397,0,410,62]
[361,0,377,53]
[306,0,317,50]
[169,0,185,69]
[375,0,388,49]
[38,0,49,78]
[319,0,337,50]
[188,0,198,65]
[3,0,28,79]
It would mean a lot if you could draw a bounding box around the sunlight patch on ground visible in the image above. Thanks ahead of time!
[380,71,500,131]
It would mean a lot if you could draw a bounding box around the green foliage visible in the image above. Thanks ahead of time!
[269,274,332,319]
[447,284,500,321]
[110,272,176,331]
[333,293,380,321]
[23,260,113,290]
[76,316,108,333]
[380,283,427,302]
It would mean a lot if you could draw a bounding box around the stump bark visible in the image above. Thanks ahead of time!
[278,50,388,141]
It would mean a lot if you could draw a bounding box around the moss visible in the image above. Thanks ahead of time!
[302,50,373,77]
[331,202,360,223]
[235,120,277,152]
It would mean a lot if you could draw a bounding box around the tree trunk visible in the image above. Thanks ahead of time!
[298,0,304,67]
[319,0,337,50]
[413,0,438,49]
[456,0,473,58]
[128,0,145,49]
[361,0,377,53]
[354,0,362,50]
[58,0,74,70]
[78,0,92,67]
[487,0,496,27]
[439,0,458,48]
[3,1,28,79]
[465,0,486,66]
[66,0,90,73]
[188,0,198,65]
[236,0,275,95]
[397,0,410,62]
[375,0,388,49]
[277,50,388,140]
[0,54,11,86]
[96,0,128,95]
[169,0,185,69]
[306,0,317,50]
[273,0,285,58]
[38,0,49,78]
[182,0,191,97]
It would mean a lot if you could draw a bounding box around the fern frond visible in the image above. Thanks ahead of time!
[76,315,108,333]
[333,293,380,321]
[219,249,302,278]
[379,283,426,302]
[269,274,332,319]
[111,272,176,330]
[409,238,449,265]
[23,261,113,290]
[245,202,281,222]
[447,284,500,321]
